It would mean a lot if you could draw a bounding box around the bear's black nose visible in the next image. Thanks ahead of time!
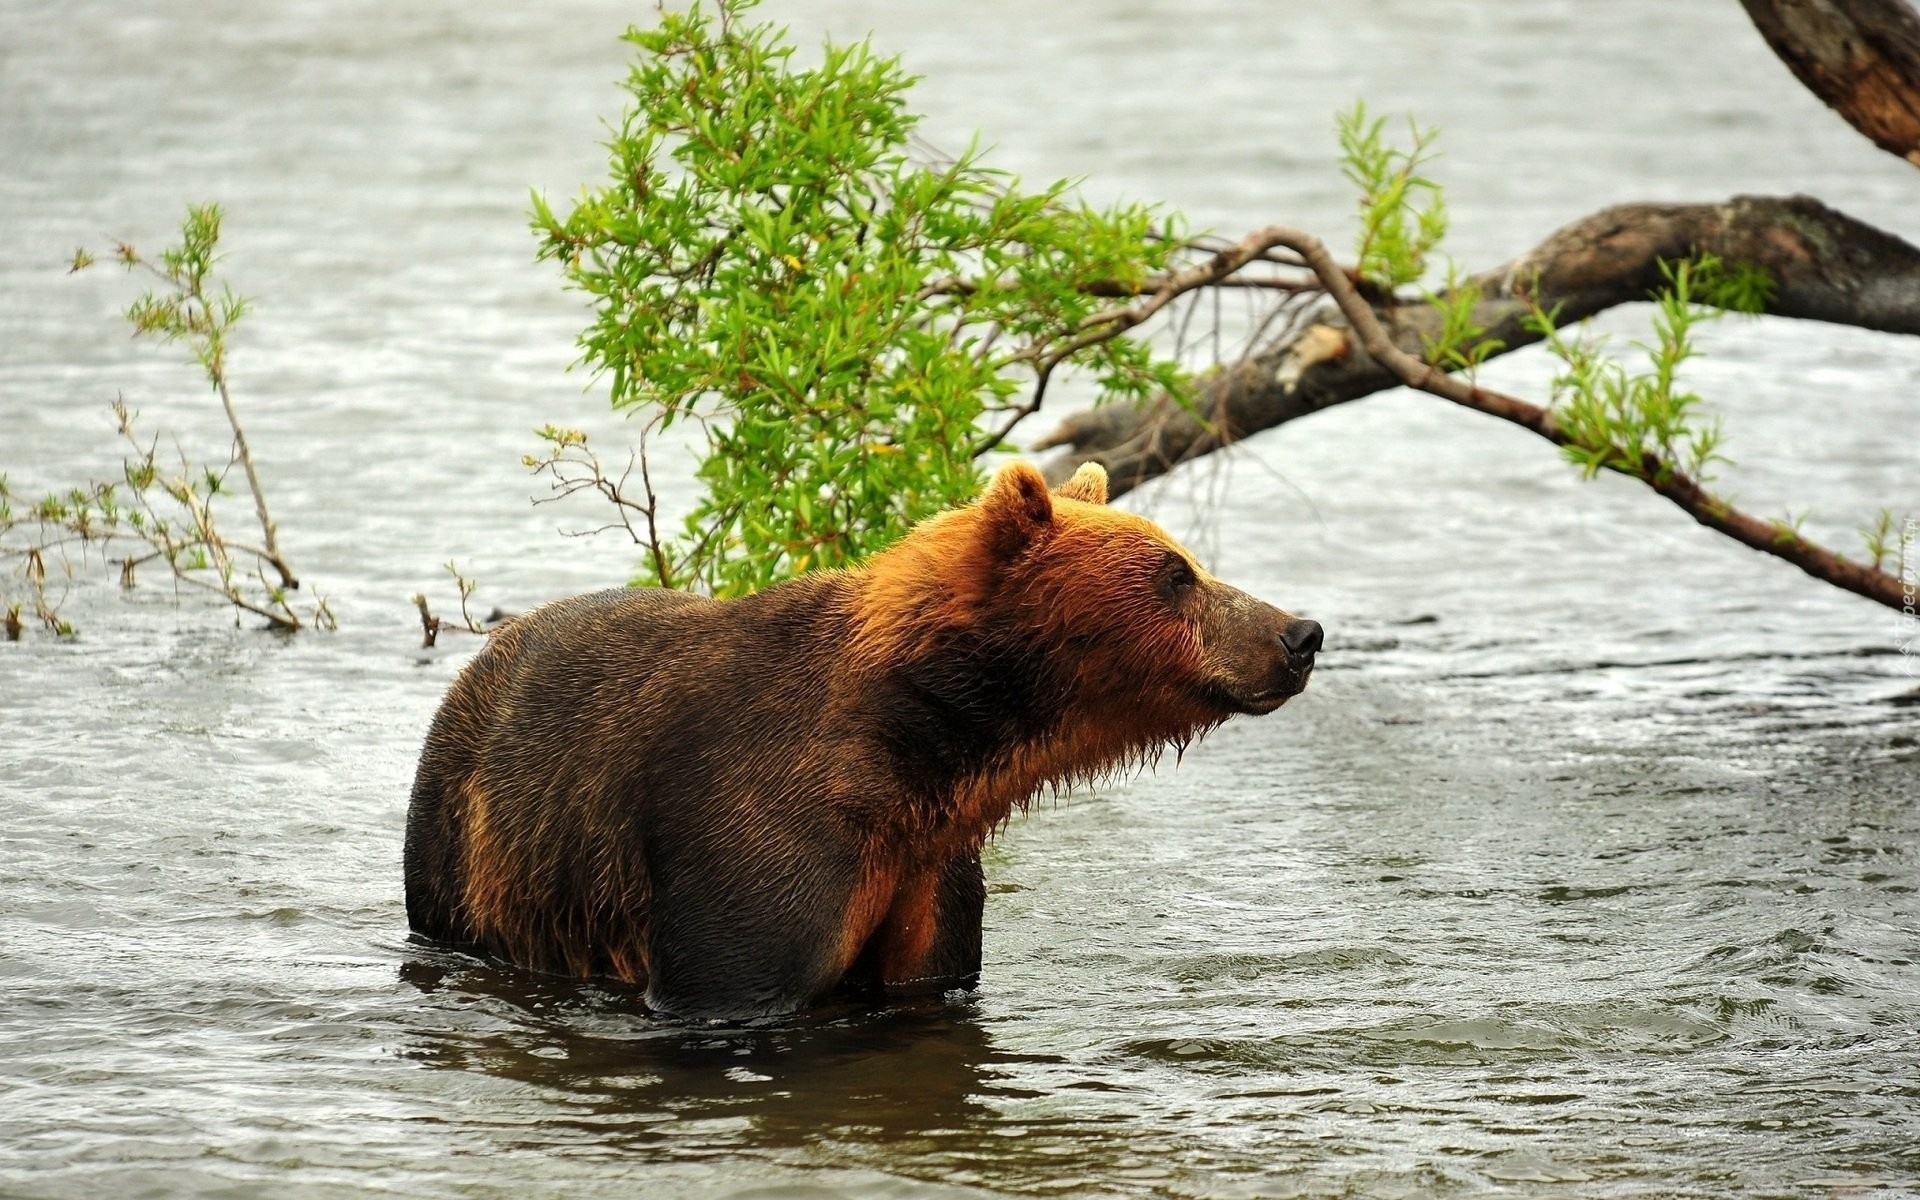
[1280,618,1322,659]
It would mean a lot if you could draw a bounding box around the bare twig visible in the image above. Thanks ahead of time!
[209,341,294,590]
[527,423,680,587]
[413,594,442,648]
[969,227,1315,457]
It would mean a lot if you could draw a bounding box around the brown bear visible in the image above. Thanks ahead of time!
[404,461,1320,1020]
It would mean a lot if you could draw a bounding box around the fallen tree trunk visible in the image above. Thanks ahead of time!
[1037,194,1920,502]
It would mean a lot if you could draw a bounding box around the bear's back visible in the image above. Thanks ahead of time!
[404,578,878,984]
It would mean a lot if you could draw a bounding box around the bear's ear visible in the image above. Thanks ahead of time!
[979,461,1054,557]
[1054,462,1109,505]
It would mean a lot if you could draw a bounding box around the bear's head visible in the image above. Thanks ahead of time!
[855,460,1319,793]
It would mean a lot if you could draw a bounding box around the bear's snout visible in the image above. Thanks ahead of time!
[1201,584,1319,715]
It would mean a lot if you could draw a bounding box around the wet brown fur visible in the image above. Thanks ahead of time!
[404,461,1312,1020]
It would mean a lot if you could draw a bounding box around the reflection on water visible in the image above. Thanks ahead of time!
[3,0,1918,1196]
[397,953,1015,1157]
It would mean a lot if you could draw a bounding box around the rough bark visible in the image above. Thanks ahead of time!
[1740,0,1920,165]
[1037,195,1920,500]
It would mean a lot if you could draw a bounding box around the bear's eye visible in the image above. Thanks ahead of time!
[1163,558,1198,600]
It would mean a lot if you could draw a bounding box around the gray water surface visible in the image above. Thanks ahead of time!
[3,2,1917,1197]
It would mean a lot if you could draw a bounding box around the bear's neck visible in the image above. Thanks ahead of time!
[857,619,1196,848]
[836,562,1209,847]
[866,620,1064,796]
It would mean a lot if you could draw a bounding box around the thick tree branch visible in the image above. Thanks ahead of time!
[1740,0,1920,165]
[1038,194,1920,500]
[1273,227,1906,610]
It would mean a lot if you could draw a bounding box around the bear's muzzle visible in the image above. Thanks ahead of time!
[1202,585,1319,714]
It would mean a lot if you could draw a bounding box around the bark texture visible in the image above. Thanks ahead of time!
[1038,195,1920,500]
[1740,0,1920,164]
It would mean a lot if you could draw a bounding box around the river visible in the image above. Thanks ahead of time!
[2,1,1916,1196]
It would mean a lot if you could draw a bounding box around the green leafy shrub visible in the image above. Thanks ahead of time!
[532,0,1185,595]
[3,205,328,635]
